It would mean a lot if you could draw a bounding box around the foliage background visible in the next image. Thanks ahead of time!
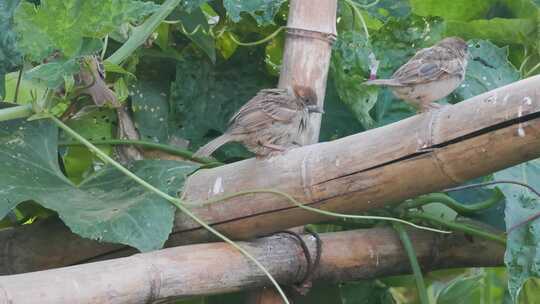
[1,0,540,303]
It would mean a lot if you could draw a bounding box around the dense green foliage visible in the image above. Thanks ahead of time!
[1,0,540,302]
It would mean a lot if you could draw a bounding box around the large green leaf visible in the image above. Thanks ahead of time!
[446,18,535,46]
[0,117,199,251]
[331,31,378,128]
[14,0,159,61]
[131,56,175,143]
[0,0,23,98]
[410,0,495,21]
[450,40,520,101]
[24,58,80,89]
[494,160,540,301]
[169,50,274,159]
[435,273,484,304]
[223,0,287,25]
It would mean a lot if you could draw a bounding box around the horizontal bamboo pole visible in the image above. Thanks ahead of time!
[0,228,504,304]
[1,76,539,274]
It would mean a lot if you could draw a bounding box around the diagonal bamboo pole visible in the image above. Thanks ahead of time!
[1,75,540,274]
[0,228,504,304]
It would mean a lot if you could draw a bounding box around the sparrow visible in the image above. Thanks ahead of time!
[194,86,323,158]
[365,37,469,113]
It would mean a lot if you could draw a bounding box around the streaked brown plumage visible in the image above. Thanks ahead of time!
[365,37,469,113]
[194,86,323,158]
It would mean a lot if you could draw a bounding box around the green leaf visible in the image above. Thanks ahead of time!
[14,0,159,61]
[131,57,173,143]
[179,0,207,13]
[174,7,216,62]
[446,18,535,46]
[4,71,47,104]
[0,0,23,98]
[169,51,273,159]
[331,31,378,128]
[361,0,411,22]
[340,281,396,304]
[450,40,520,101]
[0,117,199,251]
[320,74,364,142]
[494,159,540,301]
[24,59,80,89]
[223,0,287,25]
[410,0,495,21]
[435,273,484,304]
[60,106,116,184]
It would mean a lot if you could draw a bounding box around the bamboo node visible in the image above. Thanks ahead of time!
[285,27,337,44]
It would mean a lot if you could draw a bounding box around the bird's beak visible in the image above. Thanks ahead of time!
[308,105,324,113]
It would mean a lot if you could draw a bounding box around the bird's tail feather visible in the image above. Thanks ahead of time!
[194,135,233,158]
[364,79,402,86]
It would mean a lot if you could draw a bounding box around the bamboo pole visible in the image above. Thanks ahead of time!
[1,76,540,274]
[263,1,337,301]
[277,0,337,144]
[0,228,504,304]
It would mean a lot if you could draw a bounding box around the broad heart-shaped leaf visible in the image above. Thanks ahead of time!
[410,0,494,21]
[331,31,378,128]
[494,159,540,301]
[0,117,199,252]
[223,0,287,25]
[450,40,520,102]
[14,0,159,61]
[0,0,23,98]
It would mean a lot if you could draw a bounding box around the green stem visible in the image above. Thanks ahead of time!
[407,212,506,245]
[344,0,370,38]
[58,139,221,166]
[107,0,182,65]
[403,190,504,215]
[191,189,451,234]
[48,115,290,304]
[0,104,33,122]
[393,223,430,304]
[228,26,285,46]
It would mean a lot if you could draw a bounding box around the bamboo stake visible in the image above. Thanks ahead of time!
[278,0,337,144]
[0,228,504,304]
[1,76,540,274]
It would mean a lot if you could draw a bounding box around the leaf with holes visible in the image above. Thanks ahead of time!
[0,0,23,98]
[331,31,379,128]
[450,40,520,102]
[0,117,199,252]
[494,159,540,301]
[223,0,287,25]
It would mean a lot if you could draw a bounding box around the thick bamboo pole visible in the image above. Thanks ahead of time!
[0,228,504,304]
[277,0,337,144]
[1,76,539,274]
